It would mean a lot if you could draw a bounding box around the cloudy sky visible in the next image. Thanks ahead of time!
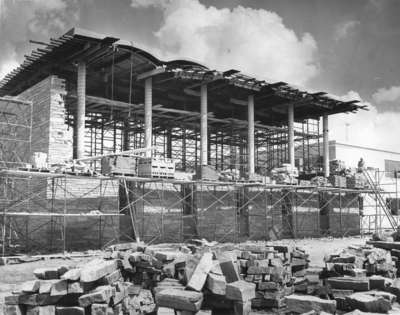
[0,0,400,150]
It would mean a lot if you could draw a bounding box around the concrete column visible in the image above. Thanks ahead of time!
[76,61,86,159]
[144,77,152,158]
[323,114,330,177]
[247,95,255,176]
[288,103,295,167]
[200,84,208,166]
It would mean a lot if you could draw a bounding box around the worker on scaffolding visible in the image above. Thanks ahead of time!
[357,157,365,173]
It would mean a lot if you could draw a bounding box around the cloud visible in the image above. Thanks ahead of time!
[131,0,319,86]
[334,20,360,41]
[330,91,400,151]
[0,0,80,82]
[372,85,400,103]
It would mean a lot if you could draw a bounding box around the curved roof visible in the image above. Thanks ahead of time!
[0,27,366,125]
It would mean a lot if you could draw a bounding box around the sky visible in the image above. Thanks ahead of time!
[1,0,400,151]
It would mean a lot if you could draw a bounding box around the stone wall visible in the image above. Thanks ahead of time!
[18,75,73,164]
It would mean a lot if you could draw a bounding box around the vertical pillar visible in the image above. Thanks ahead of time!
[200,84,208,166]
[144,77,152,157]
[166,127,172,158]
[323,114,330,177]
[288,103,295,167]
[123,119,130,151]
[248,95,255,176]
[76,61,86,159]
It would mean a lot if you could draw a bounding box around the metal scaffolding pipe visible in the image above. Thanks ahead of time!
[200,84,208,166]
[288,103,295,167]
[323,114,330,177]
[248,95,255,176]
[76,61,86,159]
[144,78,152,158]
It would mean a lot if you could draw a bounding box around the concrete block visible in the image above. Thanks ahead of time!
[285,294,336,314]
[155,289,203,312]
[225,281,256,302]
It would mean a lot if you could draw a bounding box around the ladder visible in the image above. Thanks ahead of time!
[363,170,397,230]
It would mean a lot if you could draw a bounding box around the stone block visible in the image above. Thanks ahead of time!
[60,269,80,281]
[33,268,59,280]
[80,259,118,283]
[78,285,115,307]
[187,253,213,291]
[327,277,370,291]
[225,281,256,302]
[285,294,336,314]
[91,304,114,315]
[39,280,67,296]
[206,273,226,295]
[233,300,251,315]
[99,270,122,285]
[21,281,40,293]
[67,282,84,294]
[155,289,203,312]
[216,253,240,283]
[346,292,392,313]
[3,305,24,315]
[55,307,85,315]
[26,306,55,315]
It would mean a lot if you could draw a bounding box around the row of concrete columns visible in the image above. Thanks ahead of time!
[75,64,330,177]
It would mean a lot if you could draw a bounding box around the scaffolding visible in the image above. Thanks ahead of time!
[0,170,122,256]
[0,97,32,168]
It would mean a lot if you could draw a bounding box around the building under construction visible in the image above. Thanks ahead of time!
[0,28,375,256]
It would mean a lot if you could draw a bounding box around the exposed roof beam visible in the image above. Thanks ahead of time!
[137,66,166,80]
